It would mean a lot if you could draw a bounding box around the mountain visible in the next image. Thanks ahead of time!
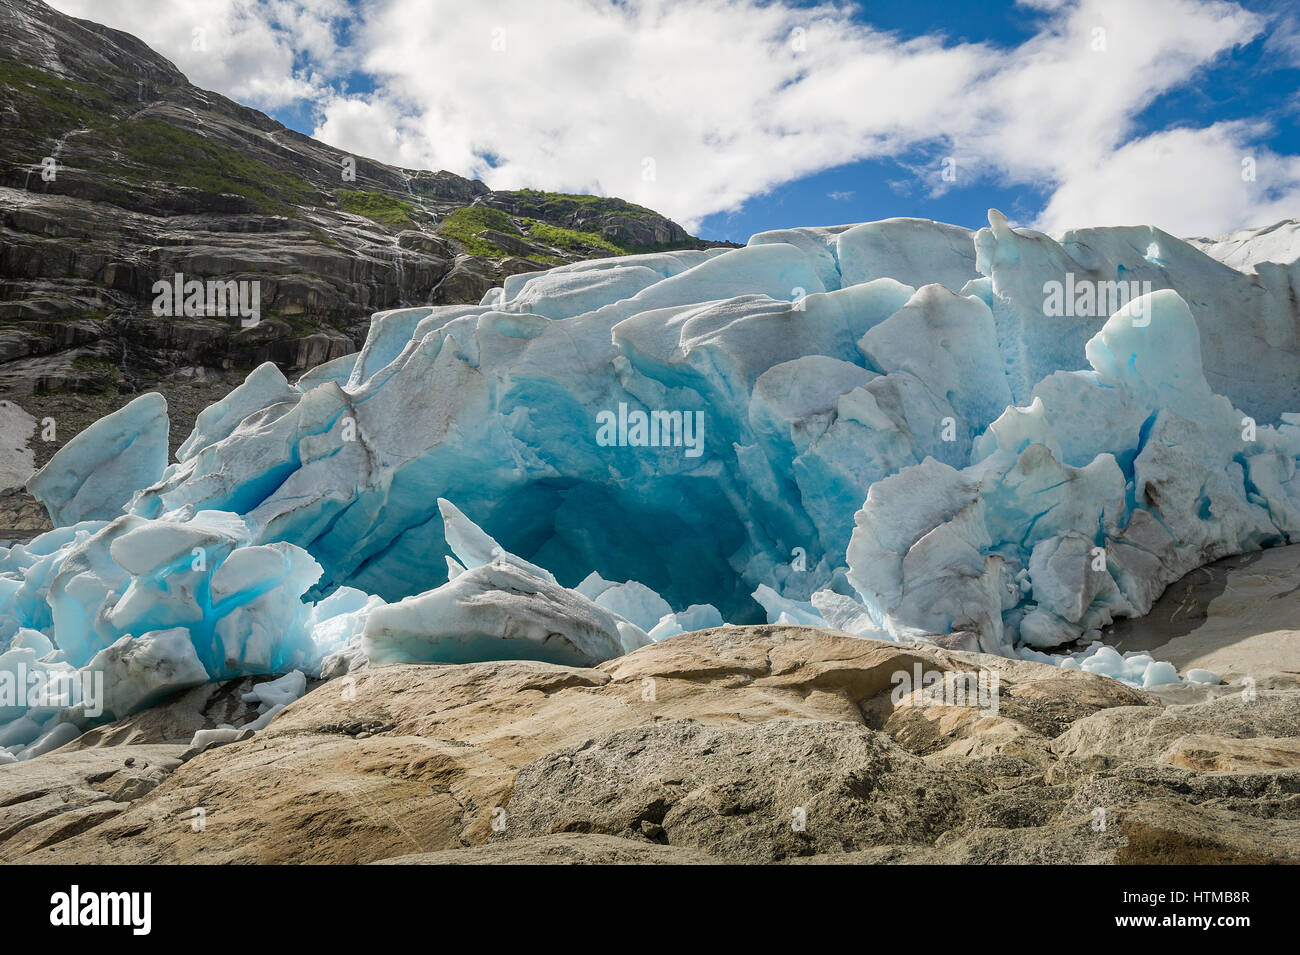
[0,0,714,410]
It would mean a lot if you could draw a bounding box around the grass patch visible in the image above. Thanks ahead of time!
[307,226,342,248]
[502,188,660,221]
[92,118,318,216]
[337,190,417,228]
[524,220,627,257]
[0,58,117,126]
[438,205,633,260]
[70,355,115,370]
[437,206,521,257]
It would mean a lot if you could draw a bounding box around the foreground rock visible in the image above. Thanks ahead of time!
[2,624,1297,864]
[0,744,183,858]
[379,833,719,865]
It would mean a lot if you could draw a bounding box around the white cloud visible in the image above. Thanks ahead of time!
[1035,122,1300,235]
[315,0,988,227]
[48,0,1295,236]
[47,0,354,109]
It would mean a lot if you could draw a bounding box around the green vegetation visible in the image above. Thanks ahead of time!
[307,226,341,248]
[0,58,116,126]
[501,188,660,221]
[337,190,418,228]
[95,118,318,216]
[495,189,706,255]
[437,206,524,257]
[70,355,114,370]
[437,205,631,261]
[526,221,627,257]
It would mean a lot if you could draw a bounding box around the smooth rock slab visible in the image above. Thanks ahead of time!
[1159,734,1300,772]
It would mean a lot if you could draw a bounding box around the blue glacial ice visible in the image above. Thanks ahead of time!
[27,392,168,525]
[4,210,1300,757]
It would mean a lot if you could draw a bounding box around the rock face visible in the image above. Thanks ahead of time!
[0,744,183,857]
[62,676,272,749]
[3,624,1297,865]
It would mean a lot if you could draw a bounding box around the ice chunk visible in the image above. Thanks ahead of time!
[503,265,662,320]
[837,218,978,293]
[296,353,358,391]
[178,362,300,461]
[28,392,168,525]
[1142,660,1181,688]
[858,284,1012,431]
[810,590,886,638]
[86,627,209,720]
[590,579,674,633]
[752,584,826,627]
[241,703,285,731]
[188,726,252,754]
[307,586,385,659]
[242,670,307,709]
[1084,290,1215,412]
[674,603,725,632]
[438,498,556,582]
[362,562,638,667]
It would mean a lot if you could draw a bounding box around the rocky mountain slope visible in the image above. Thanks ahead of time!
[0,0,714,473]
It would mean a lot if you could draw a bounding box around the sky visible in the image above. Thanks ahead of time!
[47,0,1300,243]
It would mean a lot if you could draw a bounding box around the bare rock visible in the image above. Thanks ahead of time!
[500,718,982,862]
[64,676,277,749]
[1159,734,1300,772]
[1,623,1295,865]
[377,833,720,865]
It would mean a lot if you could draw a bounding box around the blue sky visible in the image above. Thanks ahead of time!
[50,0,1300,242]
[698,0,1300,241]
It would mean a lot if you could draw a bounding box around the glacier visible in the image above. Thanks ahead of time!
[2,209,1300,758]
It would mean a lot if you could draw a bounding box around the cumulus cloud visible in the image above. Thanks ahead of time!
[49,0,1297,236]
[315,0,988,228]
[1035,122,1300,235]
[47,0,354,109]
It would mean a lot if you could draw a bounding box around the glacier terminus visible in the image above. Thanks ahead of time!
[3,209,1299,759]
